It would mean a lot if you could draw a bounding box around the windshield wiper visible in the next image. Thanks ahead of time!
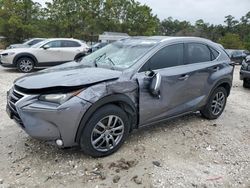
[107,57,115,66]
[93,53,106,67]
[106,57,116,70]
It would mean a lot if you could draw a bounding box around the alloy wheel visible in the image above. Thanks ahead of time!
[19,59,33,72]
[211,91,225,116]
[91,115,124,152]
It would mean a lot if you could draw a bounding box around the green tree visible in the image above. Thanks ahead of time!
[224,15,239,31]
[244,34,250,51]
[0,0,249,48]
[0,0,43,44]
[160,17,193,36]
[218,33,244,49]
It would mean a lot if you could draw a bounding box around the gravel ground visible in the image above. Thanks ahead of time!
[0,66,249,188]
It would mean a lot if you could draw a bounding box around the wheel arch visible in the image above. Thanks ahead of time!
[75,94,138,143]
[13,53,38,66]
[217,82,231,97]
[208,78,232,101]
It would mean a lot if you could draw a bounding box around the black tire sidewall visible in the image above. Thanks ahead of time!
[80,104,130,157]
[17,57,35,73]
[243,79,250,88]
[202,87,227,120]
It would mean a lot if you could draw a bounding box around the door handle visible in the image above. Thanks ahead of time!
[178,74,190,81]
[208,66,220,72]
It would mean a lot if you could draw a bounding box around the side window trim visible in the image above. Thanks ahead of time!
[138,42,185,72]
[208,45,214,61]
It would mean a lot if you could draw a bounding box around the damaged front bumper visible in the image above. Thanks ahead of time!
[6,88,92,147]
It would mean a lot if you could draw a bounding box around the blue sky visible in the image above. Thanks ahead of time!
[35,0,250,25]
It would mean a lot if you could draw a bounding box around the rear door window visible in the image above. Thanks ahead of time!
[186,43,212,64]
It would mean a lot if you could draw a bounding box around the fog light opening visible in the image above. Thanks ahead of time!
[56,139,63,147]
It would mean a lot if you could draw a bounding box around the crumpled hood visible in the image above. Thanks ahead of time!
[14,62,122,91]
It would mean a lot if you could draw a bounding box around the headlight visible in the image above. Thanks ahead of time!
[39,90,83,104]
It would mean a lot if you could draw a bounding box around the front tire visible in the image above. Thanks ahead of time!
[201,87,227,120]
[80,104,130,157]
[17,57,35,73]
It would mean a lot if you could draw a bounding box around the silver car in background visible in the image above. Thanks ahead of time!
[7,38,46,49]
[6,37,234,157]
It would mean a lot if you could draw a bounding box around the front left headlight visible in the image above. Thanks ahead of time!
[2,52,15,56]
[39,90,83,104]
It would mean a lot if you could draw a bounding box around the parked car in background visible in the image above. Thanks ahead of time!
[240,56,250,88]
[88,42,108,53]
[7,38,46,49]
[0,38,89,73]
[226,49,250,65]
[6,37,233,157]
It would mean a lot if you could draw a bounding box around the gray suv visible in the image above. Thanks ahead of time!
[6,37,234,157]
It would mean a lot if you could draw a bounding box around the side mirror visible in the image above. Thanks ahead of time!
[43,45,50,50]
[149,71,161,98]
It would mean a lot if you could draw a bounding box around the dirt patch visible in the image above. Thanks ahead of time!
[109,158,138,171]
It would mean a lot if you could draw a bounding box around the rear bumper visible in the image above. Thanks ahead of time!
[240,70,250,80]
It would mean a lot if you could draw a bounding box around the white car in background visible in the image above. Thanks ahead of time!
[0,38,89,73]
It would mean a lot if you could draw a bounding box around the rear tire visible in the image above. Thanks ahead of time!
[243,79,250,88]
[80,104,130,157]
[201,87,227,120]
[17,57,35,73]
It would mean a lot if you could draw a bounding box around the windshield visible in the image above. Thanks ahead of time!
[31,40,49,48]
[81,39,157,70]
[23,39,32,45]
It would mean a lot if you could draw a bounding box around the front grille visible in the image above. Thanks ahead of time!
[8,90,25,127]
